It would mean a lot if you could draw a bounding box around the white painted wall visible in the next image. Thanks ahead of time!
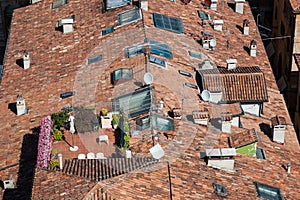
[231,116,240,127]
[208,159,235,171]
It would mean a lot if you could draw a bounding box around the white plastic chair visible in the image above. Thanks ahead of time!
[87,152,95,159]
[78,153,86,159]
[99,135,109,144]
[96,152,106,159]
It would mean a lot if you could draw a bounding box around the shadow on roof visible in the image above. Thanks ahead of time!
[3,133,39,200]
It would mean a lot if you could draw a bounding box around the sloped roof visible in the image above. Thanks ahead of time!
[229,128,258,148]
[199,66,268,103]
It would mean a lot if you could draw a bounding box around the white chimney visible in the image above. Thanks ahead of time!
[250,40,257,57]
[221,113,232,133]
[140,0,148,11]
[287,163,291,173]
[57,17,74,34]
[202,39,210,50]
[206,148,236,171]
[235,0,245,14]
[211,0,218,11]
[16,94,27,116]
[209,92,222,103]
[271,116,286,144]
[243,19,250,35]
[226,59,237,70]
[213,20,223,31]
[58,153,63,170]
[23,51,30,70]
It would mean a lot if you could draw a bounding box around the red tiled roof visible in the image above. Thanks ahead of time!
[229,128,258,148]
[199,66,268,103]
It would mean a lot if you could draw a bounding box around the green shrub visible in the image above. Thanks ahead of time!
[51,111,68,129]
[112,114,120,125]
[52,127,63,141]
[124,134,130,149]
[49,160,59,168]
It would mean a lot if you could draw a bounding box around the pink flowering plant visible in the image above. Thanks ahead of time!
[36,116,53,168]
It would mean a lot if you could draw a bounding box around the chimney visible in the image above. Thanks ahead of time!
[226,59,237,70]
[243,19,250,35]
[287,163,291,173]
[23,50,30,70]
[271,115,286,144]
[16,94,27,116]
[221,112,232,133]
[235,0,245,14]
[211,0,218,11]
[213,20,223,31]
[250,40,257,57]
[140,0,148,11]
[57,17,75,34]
[206,148,236,171]
[58,153,63,170]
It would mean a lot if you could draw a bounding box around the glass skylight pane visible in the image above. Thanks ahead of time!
[254,182,283,200]
[106,0,131,10]
[118,8,141,26]
[102,27,114,35]
[87,55,102,64]
[188,51,201,59]
[51,0,67,9]
[153,13,184,34]
[149,56,166,68]
[125,44,145,58]
[149,40,173,59]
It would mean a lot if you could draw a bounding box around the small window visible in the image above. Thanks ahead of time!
[153,13,184,34]
[60,91,75,99]
[256,148,266,159]
[112,68,133,84]
[198,10,211,20]
[213,183,228,196]
[87,55,102,65]
[149,56,166,68]
[188,51,201,59]
[125,44,145,58]
[185,83,198,89]
[118,8,142,26]
[51,0,67,9]
[106,0,131,10]
[149,40,172,59]
[102,27,114,35]
[254,182,283,200]
[178,70,192,77]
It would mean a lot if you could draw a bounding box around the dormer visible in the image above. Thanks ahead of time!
[243,19,250,35]
[139,0,148,11]
[56,16,75,34]
[271,116,286,144]
[226,59,237,70]
[206,148,236,171]
[213,20,223,31]
[250,40,257,57]
[199,59,214,69]
[221,112,232,133]
[16,94,27,116]
[23,50,30,70]
[235,0,245,14]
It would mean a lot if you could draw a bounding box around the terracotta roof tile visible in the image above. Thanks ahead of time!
[271,115,287,127]
[229,128,258,148]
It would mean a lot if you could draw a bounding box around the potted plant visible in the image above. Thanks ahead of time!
[112,114,120,129]
[101,108,108,116]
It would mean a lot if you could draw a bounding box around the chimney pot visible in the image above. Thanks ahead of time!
[235,0,245,14]
[243,19,250,35]
[287,163,291,173]
[23,50,30,70]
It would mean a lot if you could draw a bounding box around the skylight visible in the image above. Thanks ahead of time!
[149,56,166,68]
[188,51,201,59]
[198,10,211,20]
[254,182,283,200]
[87,55,102,65]
[111,68,133,84]
[137,115,174,131]
[149,40,173,59]
[51,0,67,9]
[125,44,145,58]
[153,13,184,34]
[213,183,228,196]
[106,0,131,10]
[102,27,114,35]
[256,148,266,159]
[112,86,152,118]
[118,8,142,26]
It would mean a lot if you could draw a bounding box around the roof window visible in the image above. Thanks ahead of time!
[149,40,172,59]
[118,8,142,26]
[188,51,201,59]
[87,55,102,65]
[102,27,114,35]
[125,44,145,58]
[106,0,131,11]
[254,182,283,200]
[51,0,67,9]
[213,183,228,196]
[149,56,167,69]
[153,13,184,34]
[111,68,133,84]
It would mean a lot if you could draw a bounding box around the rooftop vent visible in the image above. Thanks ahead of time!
[56,16,75,34]
[16,94,28,116]
[235,0,245,14]
[271,115,286,144]
[139,0,148,11]
[23,50,30,70]
[250,40,257,57]
[243,19,250,35]
[226,59,237,70]
[213,20,223,31]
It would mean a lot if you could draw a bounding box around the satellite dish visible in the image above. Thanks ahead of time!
[144,72,153,85]
[201,90,210,102]
[210,39,216,47]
